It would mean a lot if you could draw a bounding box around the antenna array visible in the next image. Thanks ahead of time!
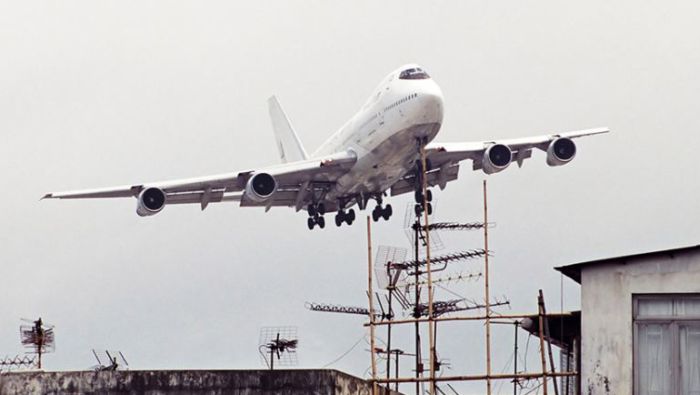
[258,326,298,370]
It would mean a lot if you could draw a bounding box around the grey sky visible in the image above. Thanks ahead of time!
[1,1,699,393]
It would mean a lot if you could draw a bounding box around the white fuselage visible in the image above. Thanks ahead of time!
[314,65,444,205]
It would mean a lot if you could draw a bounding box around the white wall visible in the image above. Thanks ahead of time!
[580,250,700,394]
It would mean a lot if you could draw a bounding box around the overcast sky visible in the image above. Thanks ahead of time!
[1,1,699,394]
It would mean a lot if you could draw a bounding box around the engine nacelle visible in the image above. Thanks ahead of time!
[136,187,166,217]
[245,172,277,202]
[546,137,576,166]
[482,144,512,174]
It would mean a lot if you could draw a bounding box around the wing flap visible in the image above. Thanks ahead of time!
[391,164,460,196]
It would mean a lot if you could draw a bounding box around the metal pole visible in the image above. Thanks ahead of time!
[542,291,560,395]
[565,344,571,395]
[420,142,436,395]
[387,259,394,385]
[483,180,492,395]
[395,350,400,393]
[414,215,422,395]
[537,290,549,395]
[514,322,519,395]
[367,216,378,395]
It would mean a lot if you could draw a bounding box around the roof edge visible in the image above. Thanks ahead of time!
[555,243,700,284]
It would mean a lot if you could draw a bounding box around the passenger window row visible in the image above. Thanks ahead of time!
[383,93,418,112]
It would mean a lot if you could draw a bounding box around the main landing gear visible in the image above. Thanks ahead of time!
[306,194,394,229]
[334,208,356,227]
[307,203,326,230]
[307,201,357,230]
[371,196,393,222]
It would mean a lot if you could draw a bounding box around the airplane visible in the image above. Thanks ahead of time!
[43,64,609,230]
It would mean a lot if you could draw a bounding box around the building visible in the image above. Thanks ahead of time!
[0,369,402,395]
[556,244,700,395]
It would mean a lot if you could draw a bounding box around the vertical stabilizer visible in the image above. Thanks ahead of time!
[268,96,308,163]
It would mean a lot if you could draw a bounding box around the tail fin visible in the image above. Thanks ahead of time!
[268,96,308,163]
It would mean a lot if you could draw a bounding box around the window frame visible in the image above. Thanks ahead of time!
[633,294,700,395]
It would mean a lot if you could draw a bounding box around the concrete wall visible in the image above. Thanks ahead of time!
[0,369,402,395]
[580,251,700,395]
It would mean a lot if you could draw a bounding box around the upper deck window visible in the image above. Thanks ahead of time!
[399,68,430,80]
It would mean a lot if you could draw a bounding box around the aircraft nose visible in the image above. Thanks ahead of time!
[419,86,444,124]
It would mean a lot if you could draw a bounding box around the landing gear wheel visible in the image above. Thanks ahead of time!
[307,217,315,230]
[335,213,343,227]
[382,204,393,220]
[308,204,317,217]
[414,204,423,217]
[372,208,381,222]
[426,189,433,202]
[347,208,356,225]
[427,203,433,215]
[317,216,325,229]
[414,190,423,204]
[317,203,326,216]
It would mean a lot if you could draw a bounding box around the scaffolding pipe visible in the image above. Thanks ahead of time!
[420,143,437,395]
[538,290,549,395]
[365,312,575,327]
[367,216,378,395]
[374,371,578,384]
[483,180,492,395]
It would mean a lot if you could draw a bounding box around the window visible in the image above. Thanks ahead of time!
[399,68,430,80]
[634,295,700,395]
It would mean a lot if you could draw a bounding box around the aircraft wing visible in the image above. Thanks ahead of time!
[390,127,608,196]
[43,149,357,212]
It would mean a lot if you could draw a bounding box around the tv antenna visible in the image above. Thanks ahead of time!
[404,203,444,251]
[258,326,298,370]
[374,245,408,291]
[19,318,54,369]
[91,349,129,371]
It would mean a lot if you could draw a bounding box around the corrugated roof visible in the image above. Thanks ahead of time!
[555,244,700,284]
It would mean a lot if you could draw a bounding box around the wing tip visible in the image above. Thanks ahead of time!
[41,193,53,200]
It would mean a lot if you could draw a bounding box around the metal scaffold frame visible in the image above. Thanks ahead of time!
[362,147,577,395]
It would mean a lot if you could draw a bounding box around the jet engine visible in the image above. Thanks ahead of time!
[482,144,512,174]
[136,187,166,217]
[245,172,277,202]
[546,137,576,166]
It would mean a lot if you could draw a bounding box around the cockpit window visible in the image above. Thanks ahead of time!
[399,68,430,80]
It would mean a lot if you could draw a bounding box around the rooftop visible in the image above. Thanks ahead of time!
[555,244,700,284]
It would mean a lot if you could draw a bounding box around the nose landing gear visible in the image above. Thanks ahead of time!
[413,153,433,217]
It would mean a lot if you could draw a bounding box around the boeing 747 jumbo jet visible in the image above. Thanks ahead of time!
[44,64,608,230]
